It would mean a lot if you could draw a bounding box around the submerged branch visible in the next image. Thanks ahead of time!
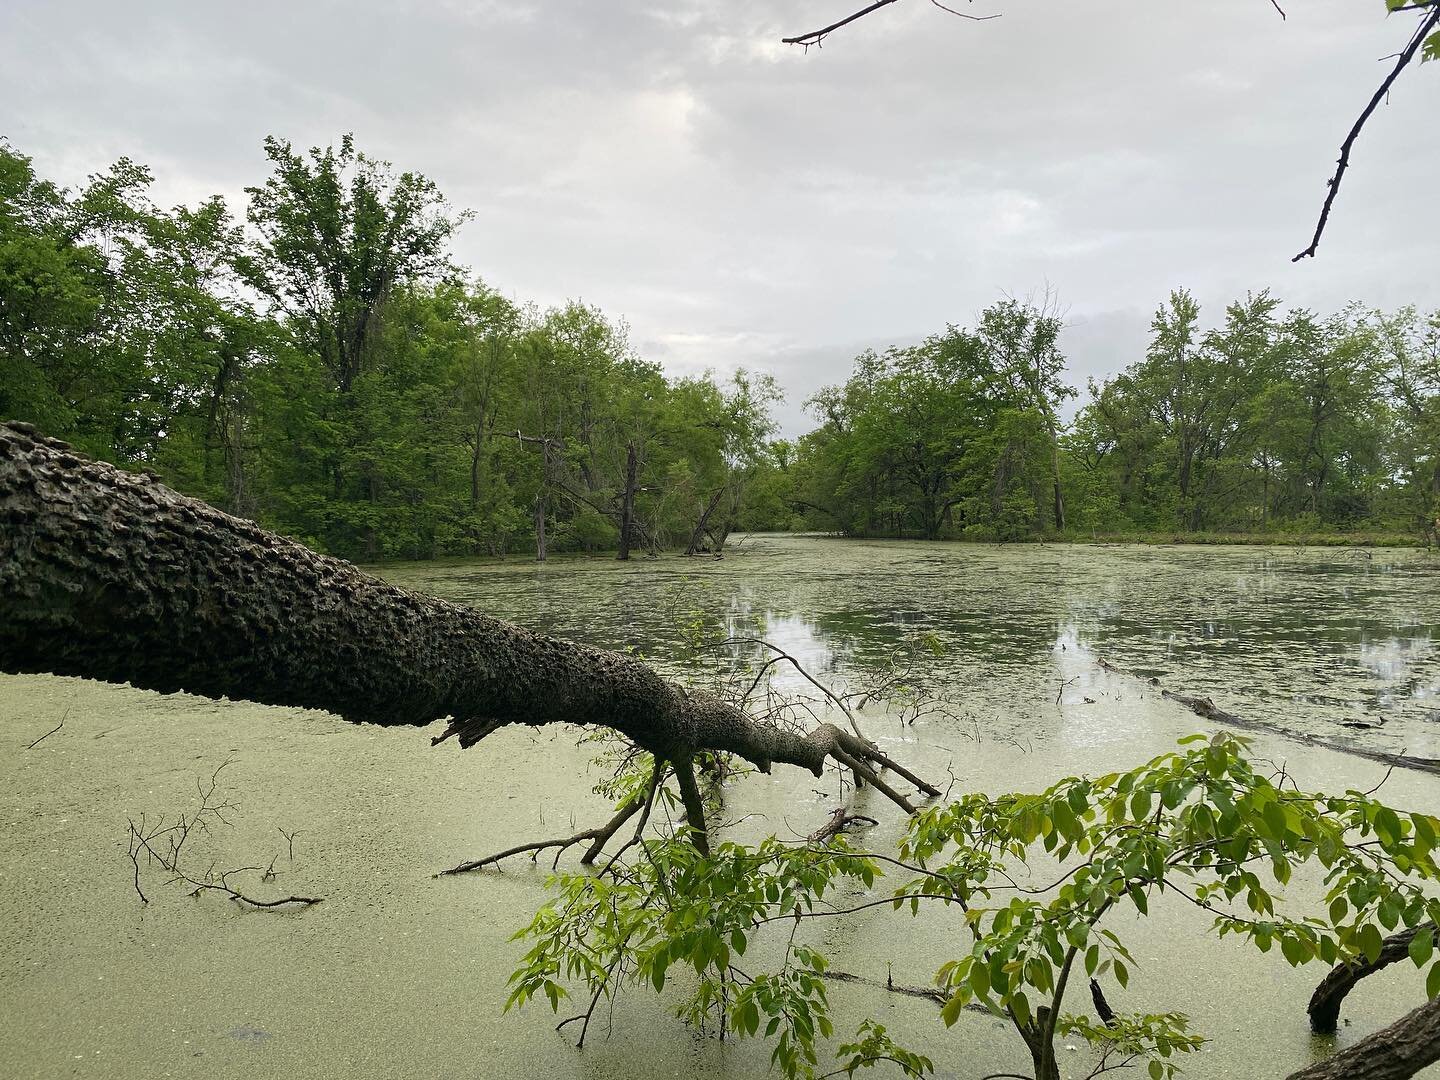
[1095,657,1440,778]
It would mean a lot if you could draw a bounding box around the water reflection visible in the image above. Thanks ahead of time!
[377,538,1440,760]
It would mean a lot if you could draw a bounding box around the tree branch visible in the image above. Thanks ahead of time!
[783,0,998,48]
[1293,3,1440,261]
[1287,994,1440,1080]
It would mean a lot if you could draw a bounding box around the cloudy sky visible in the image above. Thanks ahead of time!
[2,0,1435,433]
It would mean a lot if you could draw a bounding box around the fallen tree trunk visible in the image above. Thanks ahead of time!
[1307,924,1435,1034]
[0,421,934,817]
[1094,657,1440,779]
[1287,994,1440,1080]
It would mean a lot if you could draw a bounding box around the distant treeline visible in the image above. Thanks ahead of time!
[776,293,1439,543]
[3,136,1437,558]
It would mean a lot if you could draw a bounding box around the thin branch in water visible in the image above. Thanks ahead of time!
[125,763,322,909]
[24,710,68,749]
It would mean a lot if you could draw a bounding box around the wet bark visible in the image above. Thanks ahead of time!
[1288,995,1440,1080]
[0,421,932,801]
[1307,925,1434,1034]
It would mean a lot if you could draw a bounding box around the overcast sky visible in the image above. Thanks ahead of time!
[2,0,1435,434]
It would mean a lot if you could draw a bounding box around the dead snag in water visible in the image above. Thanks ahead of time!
[1093,657,1440,779]
[806,807,879,843]
[23,711,66,749]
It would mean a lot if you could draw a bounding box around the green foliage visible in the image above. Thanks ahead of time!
[832,1020,934,1078]
[790,303,1070,541]
[507,834,879,1075]
[901,731,1440,1076]
[780,288,1439,544]
[0,136,782,560]
[510,734,1440,1079]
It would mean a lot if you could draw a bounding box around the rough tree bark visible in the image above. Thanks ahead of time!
[1287,995,1440,1080]
[0,422,934,824]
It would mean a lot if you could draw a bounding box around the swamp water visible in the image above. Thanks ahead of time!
[2,536,1438,1080]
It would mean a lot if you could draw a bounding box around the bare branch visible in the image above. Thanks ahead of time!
[24,711,67,749]
[783,0,998,48]
[1293,3,1440,261]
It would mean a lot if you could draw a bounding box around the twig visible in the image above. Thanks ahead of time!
[783,0,998,47]
[24,710,68,749]
[24,720,65,754]
[125,762,322,909]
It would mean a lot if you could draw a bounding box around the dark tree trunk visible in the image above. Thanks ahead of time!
[617,441,638,562]
[469,413,486,509]
[534,495,547,563]
[0,422,932,802]
[1288,995,1440,1080]
[1307,925,1434,1034]
[686,486,726,556]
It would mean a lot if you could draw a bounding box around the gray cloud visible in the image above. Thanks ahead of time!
[3,0,1434,436]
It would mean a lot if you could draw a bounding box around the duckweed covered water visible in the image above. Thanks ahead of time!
[3,537,1438,1080]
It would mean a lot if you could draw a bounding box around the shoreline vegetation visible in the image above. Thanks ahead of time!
[4,134,1437,563]
[361,530,1432,572]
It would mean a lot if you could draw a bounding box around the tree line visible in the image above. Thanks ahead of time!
[3,135,1437,556]
[0,135,777,561]
[770,293,1440,543]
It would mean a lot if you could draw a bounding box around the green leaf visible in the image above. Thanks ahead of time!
[1281,934,1306,967]
[1428,959,1440,1000]
[1411,928,1435,969]
[1360,923,1385,966]
[971,961,991,999]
